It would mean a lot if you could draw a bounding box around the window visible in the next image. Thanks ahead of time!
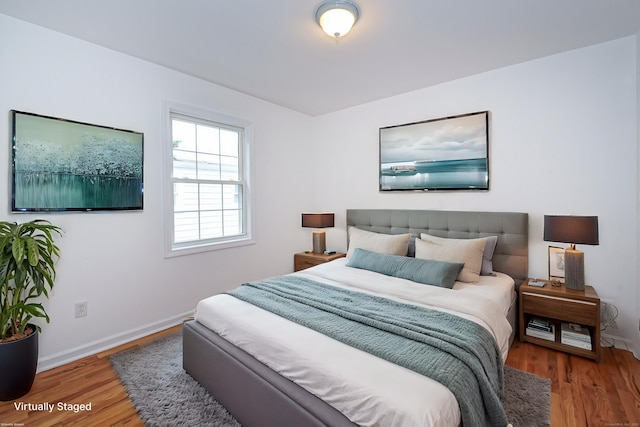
[165,106,252,256]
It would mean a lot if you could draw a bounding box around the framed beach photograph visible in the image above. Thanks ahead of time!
[11,110,144,212]
[379,111,489,191]
[548,246,566,283]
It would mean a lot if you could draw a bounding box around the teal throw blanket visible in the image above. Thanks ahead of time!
[228,275,507,427]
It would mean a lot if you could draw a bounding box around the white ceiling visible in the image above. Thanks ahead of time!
[1,1,639,116]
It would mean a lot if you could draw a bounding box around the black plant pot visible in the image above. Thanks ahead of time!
[0,326,38,401]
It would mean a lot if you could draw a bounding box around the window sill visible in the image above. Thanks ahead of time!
[165,236,255,258]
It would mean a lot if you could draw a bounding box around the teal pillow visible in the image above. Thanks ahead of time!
[346,248,464,289]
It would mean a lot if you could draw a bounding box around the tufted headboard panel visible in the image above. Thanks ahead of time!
[346,209,529,288]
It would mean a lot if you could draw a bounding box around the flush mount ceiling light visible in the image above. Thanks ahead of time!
[315,0,359,39]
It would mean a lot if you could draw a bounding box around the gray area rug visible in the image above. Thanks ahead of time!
[110,332,550,427]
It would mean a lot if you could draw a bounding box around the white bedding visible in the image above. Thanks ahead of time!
[195,258,515,427]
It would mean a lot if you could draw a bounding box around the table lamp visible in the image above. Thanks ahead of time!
[301,213,335,254]
[543,215,599,290]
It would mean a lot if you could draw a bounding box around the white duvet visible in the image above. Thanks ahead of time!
[195,258,515,427]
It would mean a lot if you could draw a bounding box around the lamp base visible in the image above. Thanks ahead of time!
[564,248,585,290]
[312,230,326,254]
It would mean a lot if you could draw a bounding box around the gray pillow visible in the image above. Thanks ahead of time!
[481,235,498,276]
[346,248,464,289]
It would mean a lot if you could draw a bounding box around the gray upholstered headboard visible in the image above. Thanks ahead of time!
[346,209,529,288]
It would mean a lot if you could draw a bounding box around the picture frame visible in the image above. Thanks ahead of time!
[548,246,566,283]
[379,111,489,191]
[11,110,144,212]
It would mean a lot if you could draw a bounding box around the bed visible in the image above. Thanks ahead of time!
[183,209,528,427]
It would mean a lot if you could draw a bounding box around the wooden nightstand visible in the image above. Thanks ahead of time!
[519,279,601,361]
[294,252,346,272]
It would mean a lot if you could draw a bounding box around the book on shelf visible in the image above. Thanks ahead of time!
[560,323,592,350]
[561,323,591,342]
[561,336,593,350]
[526,323,555,341]
[527,317,552,332]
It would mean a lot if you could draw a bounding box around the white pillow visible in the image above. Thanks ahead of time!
[416,233,488,283]
[346,227,411,258]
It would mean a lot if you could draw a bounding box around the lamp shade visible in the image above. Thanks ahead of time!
[302,213,335,228]
[315,1,359,38]
[543,215,599,245]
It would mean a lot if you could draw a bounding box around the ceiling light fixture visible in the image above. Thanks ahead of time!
[315,1,359,39]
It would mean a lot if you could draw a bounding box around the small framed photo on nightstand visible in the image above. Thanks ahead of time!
[548,246,565,283]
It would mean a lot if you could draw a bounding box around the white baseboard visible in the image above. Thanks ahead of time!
[629,337,640,360]
[37,310,194,373]
[601,332,640,360]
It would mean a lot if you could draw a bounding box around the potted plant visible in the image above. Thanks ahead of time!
[0,219,62,401]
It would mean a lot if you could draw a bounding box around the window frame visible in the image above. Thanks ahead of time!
[163,102,254,257]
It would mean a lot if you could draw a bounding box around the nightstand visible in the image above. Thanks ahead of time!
[294,252,346,272]
[519,278,601,361]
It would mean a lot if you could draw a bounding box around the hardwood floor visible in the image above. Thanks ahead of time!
[0,325,181,427]
[506,340,640,426]
[1,326,638,426]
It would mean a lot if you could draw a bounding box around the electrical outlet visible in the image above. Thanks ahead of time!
[75,302,88,318]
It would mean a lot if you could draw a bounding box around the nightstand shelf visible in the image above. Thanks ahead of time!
[294,252,346,272]
[519,278,601,361]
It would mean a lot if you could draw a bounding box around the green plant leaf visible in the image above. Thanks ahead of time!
[25,237,39,266]
[12,238,25,265]
[0,220,62,340]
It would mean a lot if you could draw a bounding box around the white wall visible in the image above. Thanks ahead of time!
[2,14,638,367]
[311,37,639,346]
[637,30,640,352]
[0,14,314,369]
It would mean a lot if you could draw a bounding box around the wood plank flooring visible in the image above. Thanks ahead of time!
[0,325,638,426]
[0,326,181,427]
[506,340,640,426]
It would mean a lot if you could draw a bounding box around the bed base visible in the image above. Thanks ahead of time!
[183,320,357,427]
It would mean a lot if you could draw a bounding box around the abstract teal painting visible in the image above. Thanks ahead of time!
[11,111,143,211]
